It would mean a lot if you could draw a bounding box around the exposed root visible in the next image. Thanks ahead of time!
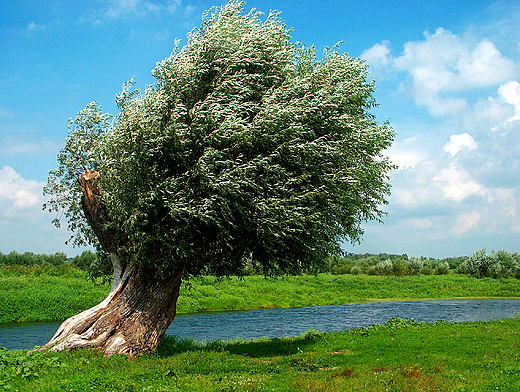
[40,267,183,356]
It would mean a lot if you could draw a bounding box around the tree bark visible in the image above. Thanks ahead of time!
[41,265,182,356]
[40,170,183,356]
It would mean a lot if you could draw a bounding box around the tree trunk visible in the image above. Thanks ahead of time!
[41,264,183,356]
[40,170,183,356]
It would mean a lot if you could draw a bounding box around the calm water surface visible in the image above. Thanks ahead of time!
[1,299,520,351]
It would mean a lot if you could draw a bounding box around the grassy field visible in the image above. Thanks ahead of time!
[0,266,109,323]
[2,265,520,391]
[1,265,520,323]
[2,316,519,391]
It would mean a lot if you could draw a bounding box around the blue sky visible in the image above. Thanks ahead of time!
[1,0,519,258]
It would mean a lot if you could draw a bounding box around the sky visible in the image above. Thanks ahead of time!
[0,0,519,259]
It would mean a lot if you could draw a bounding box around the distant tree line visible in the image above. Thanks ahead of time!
[0,250,111,282]
[1,248,519,279]
[328,253,452,276]
[0,251,67,266]
[328,248,520,278]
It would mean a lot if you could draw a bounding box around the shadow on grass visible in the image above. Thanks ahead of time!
[156,329,324,358]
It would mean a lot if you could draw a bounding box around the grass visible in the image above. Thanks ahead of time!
[178,274,520,313]
[0,266,109,323]
[2,265,520,323]
[2,316,520,391]
[2,266,520,391]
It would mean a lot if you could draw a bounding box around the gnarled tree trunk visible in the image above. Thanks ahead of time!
[40,170,183,356]
[41,265,182,356]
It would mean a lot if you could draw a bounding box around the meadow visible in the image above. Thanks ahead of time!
[2,256,520,391]
[1,264,520,323]
[1,316,519,391]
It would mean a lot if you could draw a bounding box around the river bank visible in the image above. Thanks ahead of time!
[4,298,520,351]
[2,265,520,323]
[2,316,520,391]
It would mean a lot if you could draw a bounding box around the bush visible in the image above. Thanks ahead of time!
[460,248,520,279]
[373,259,393,275]
[408,256,424,276]
[350,265,362,275]
[434,261,449,275]
[69,250,96,270]
[331,264,351,275]
[391,258,409,276]
[489,250,520,278]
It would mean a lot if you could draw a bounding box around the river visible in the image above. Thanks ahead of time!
[1,298,520,351]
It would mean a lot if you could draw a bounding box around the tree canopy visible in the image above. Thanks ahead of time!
[44,0,395,279]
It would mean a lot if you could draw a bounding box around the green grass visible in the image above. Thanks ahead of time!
[2,317,520,391]
[2,266,520,323]
[0,266,109,323]
[178,274,520,313]
[3,266,520,391]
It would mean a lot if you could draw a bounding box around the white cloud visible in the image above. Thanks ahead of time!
[456,39,517,88]
[354,10,520,257]
[453,211,481,235]
[443,133,478,157]
[388,150,426,171]
[386,136,429,170]
[395,28,517,90]
[366,28,519,116]
[465,80,520,132]
[497,81,520,121]
[0,166,44,211]
[0,167,87,256]
[433,165,483,201]
[471,95,515,131]
[361,40,391,69]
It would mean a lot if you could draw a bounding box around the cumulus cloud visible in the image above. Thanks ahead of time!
[386,136,430,170]
[361,40,391,65]
[0,166,44,211]
[354,11,520,256]
[364,28,518,116]
[497,81,520,121]
[464,80,520,132]
[433,165,484,201]
[443,133,478,157]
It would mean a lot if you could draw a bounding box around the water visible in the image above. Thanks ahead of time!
[2,298,520,351]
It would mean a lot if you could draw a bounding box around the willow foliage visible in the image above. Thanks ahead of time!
[44,1,395,278]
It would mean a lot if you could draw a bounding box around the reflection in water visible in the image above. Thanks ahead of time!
[1,298,520,351]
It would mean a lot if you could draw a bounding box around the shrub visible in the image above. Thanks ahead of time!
[70,250,97,270]
[461,248,520,279]
[373,259,393,275]
[331,264,351,275]
[421,266,434,275]
[434,261,449,275]
[391,258,409,276]
[488,250,520,278]
[408,256,424,276]
[350,265,362,275]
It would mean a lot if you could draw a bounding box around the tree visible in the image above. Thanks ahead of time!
[42,0,395,356]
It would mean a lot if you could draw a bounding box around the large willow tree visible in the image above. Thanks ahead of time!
[43,1,394,356]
